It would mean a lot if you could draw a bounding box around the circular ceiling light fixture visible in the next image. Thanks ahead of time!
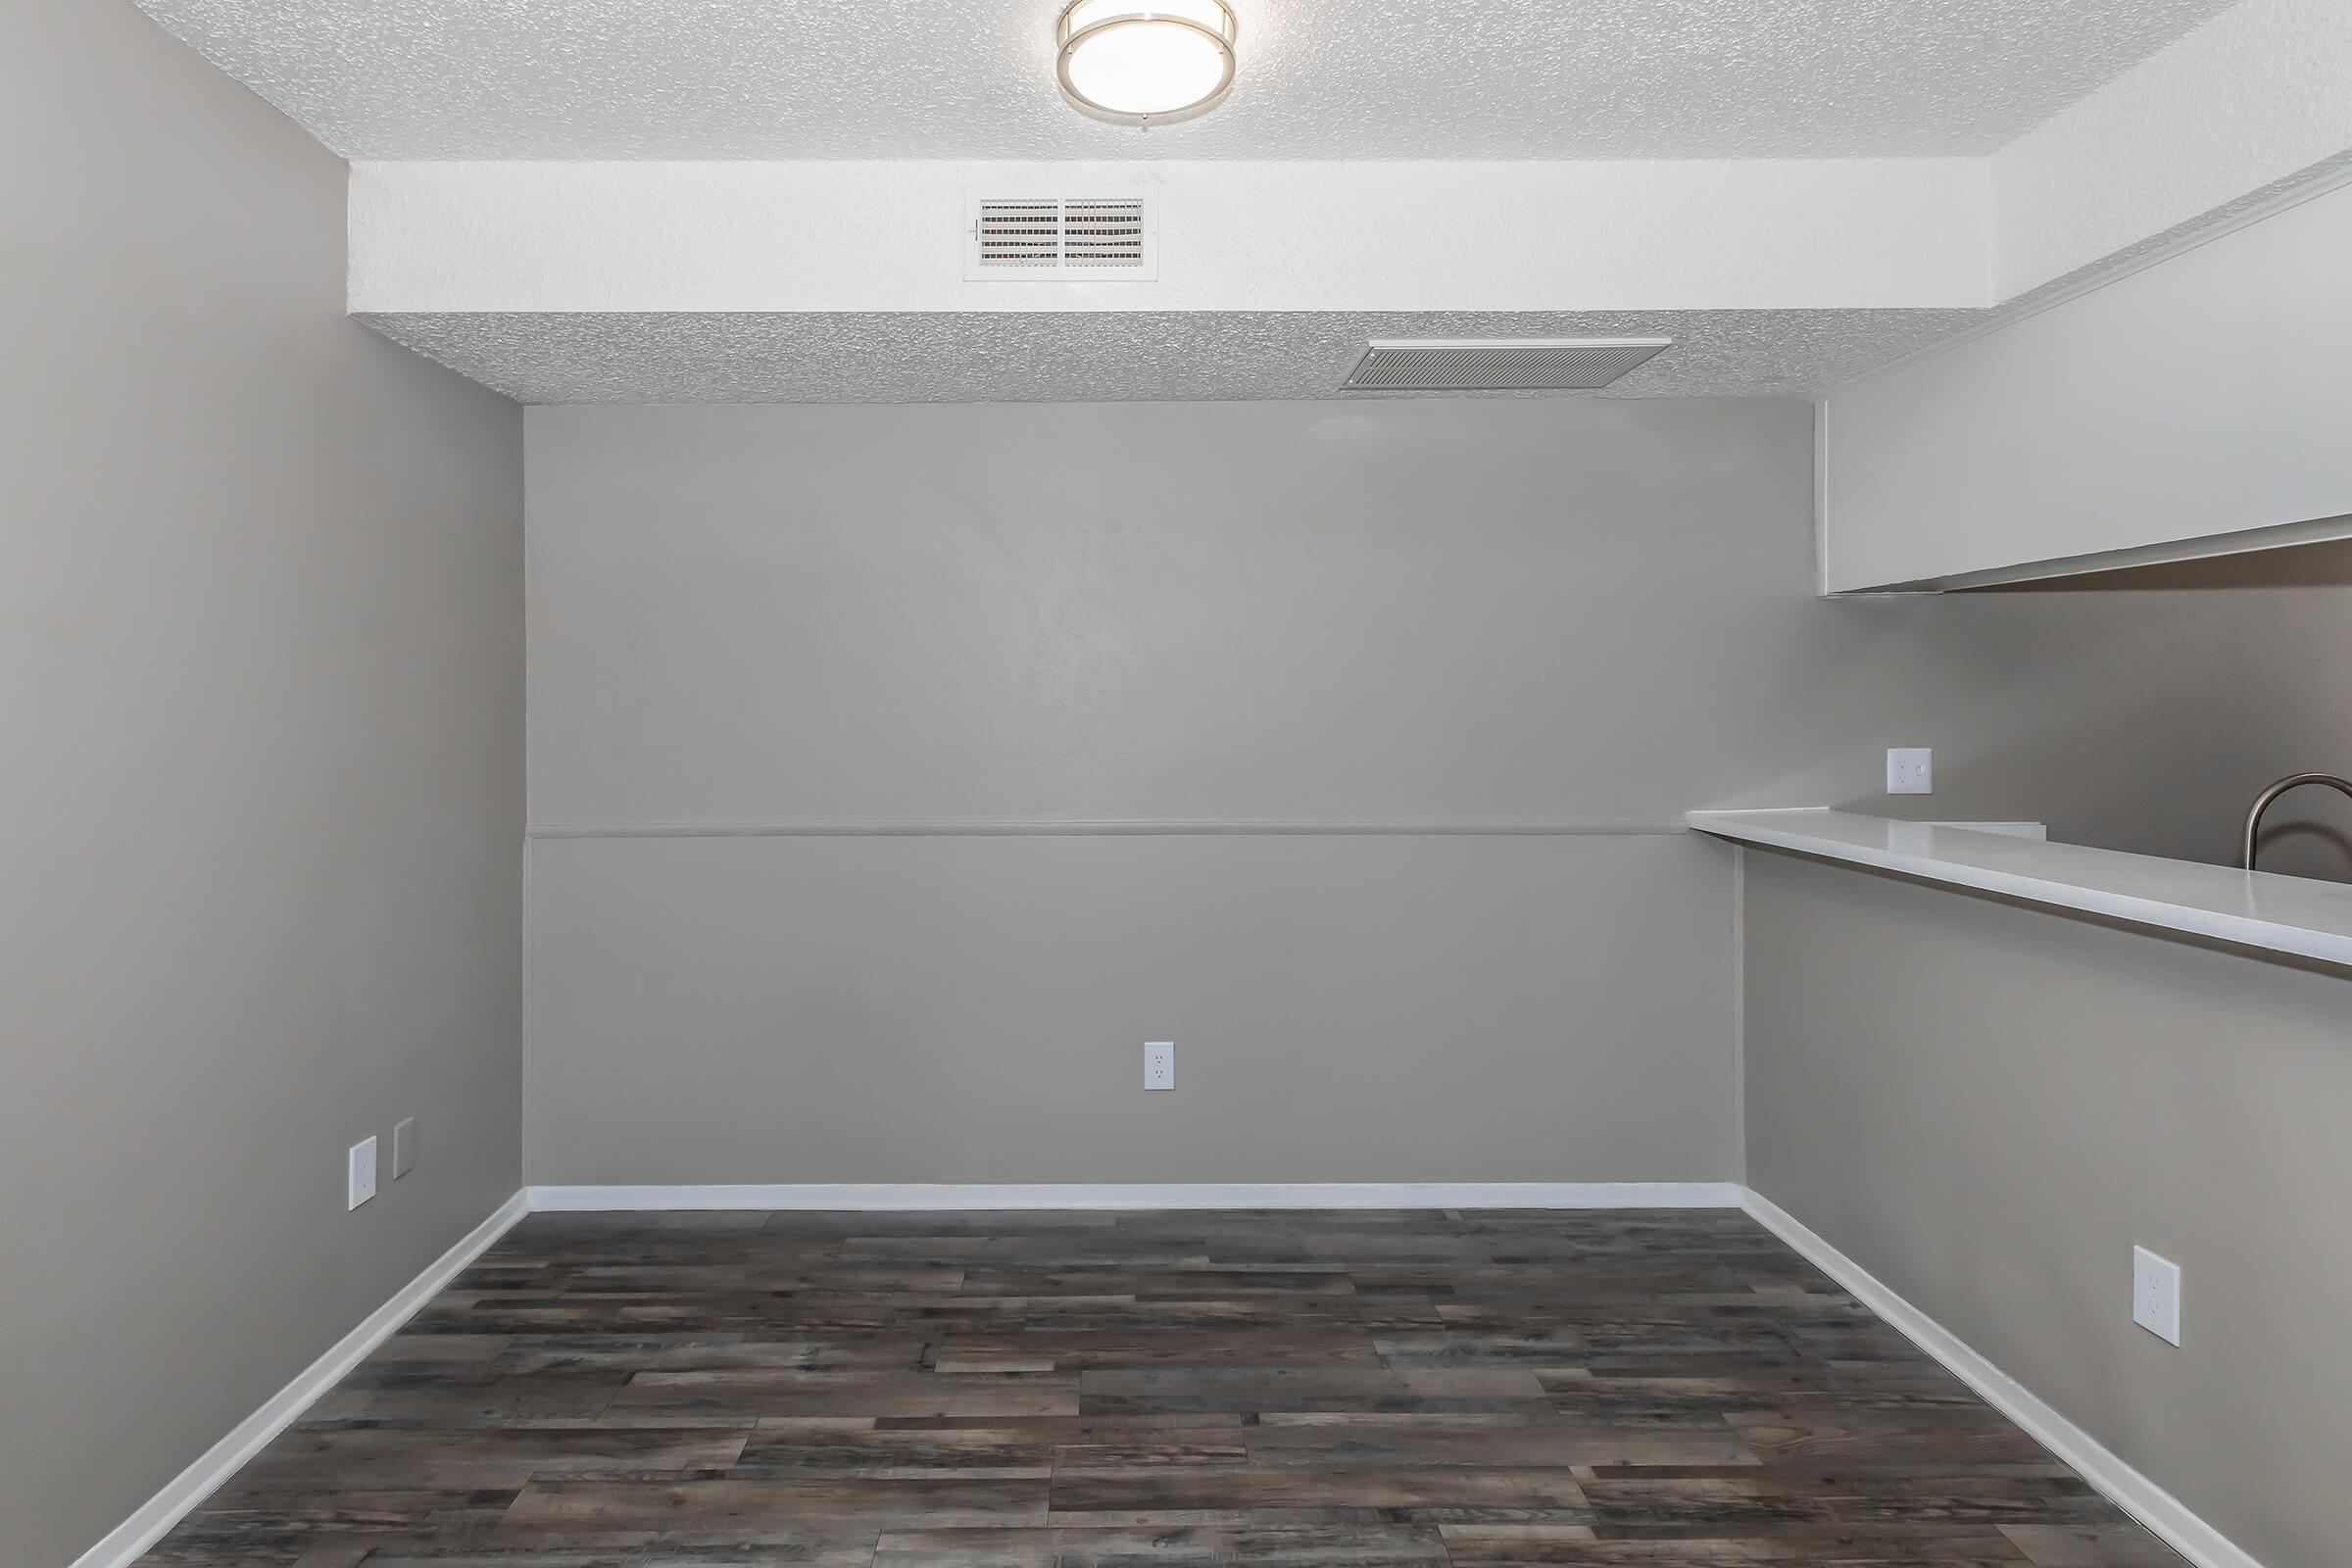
[1056,0,1240,125]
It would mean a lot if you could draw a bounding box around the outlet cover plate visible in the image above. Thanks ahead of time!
[1145,1041,1175,1092]
[392,1117,416,1180]
[2133,1246,2181,1345]
[1887,748,1934,795]
[348,1137,378,1210]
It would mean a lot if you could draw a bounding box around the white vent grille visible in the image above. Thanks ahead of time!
[1061,197,1147,269]
[1343,338,1673,392]
[975,200,1061,270]
[966,190,1158,280]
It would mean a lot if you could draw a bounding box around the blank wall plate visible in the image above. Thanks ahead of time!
[2133,1246,2181,1345]
[348,1137,378,1210]
[392,1117,416,1180]
[1145,1042,1175,1092]
[1886,748,1934,794]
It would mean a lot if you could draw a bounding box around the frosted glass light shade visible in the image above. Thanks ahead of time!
[1057,0,1240,124]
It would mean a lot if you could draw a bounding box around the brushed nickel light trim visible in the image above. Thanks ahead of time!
[1344,338,1675,392]
[1057,0,1240,126]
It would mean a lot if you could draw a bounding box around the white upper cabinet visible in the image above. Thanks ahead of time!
[1819,178,2352,593]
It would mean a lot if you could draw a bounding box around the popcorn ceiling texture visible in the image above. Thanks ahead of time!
[134,0,2237,161]
[357,309,1983,405]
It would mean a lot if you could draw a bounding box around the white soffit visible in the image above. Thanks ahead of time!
[134,0,2236,162]
[291,0,2352,403]
[347,160,1992,316]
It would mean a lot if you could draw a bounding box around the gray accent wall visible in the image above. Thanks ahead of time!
[1,4,523,1563]
[524,401,2350,1186]
[1742,849,2352,1568]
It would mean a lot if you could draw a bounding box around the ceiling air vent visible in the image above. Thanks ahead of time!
[1343,338,1672,392]
[965,190,1158,280]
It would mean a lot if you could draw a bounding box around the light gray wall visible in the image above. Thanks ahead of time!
[1742,849,2352,1568]
[529,833,1731,1184]
[528,404,2352,870]
[1,4,523,1563]
[525,400,2349,1185]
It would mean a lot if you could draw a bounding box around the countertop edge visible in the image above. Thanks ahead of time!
[1690,808,2352,970]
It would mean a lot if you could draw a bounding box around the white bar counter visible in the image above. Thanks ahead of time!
[1690,808,2352,969]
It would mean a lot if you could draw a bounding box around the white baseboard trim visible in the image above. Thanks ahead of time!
[526,1181,1745,1212]
[1740,1189,2260,1568]
[72,1190,530,1568]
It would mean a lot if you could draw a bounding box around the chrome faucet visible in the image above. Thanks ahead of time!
[2242,773,2352,870]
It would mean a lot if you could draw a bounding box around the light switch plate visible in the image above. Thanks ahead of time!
[348,1137,378,1210]
[2133,1246,2181,1346]
[1886,748,1934,795]
[1145,1042,1175,1092]
[392,1117,416,1180]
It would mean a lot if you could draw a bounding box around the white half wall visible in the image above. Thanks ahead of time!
[1743,848,2352,1568]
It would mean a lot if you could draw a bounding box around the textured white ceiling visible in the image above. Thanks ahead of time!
[136,0,2239,161]
[358,309,1984,404]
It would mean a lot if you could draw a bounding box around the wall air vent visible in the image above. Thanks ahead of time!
[974,199,1061,270]
[1343,338,1673,392]
[965,190,1158,280]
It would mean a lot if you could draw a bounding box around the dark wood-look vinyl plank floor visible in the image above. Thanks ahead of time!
[137,1209,2181,1567]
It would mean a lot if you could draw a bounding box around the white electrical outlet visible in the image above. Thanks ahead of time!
[392,1116,416,1180]
[1144,1041,1175,1092]
[1886,748,1934,795]
[2133,1246,2181,1346]
[348,1136,378,1210]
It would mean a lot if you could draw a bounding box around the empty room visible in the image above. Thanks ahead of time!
[10,1,2352,1565]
